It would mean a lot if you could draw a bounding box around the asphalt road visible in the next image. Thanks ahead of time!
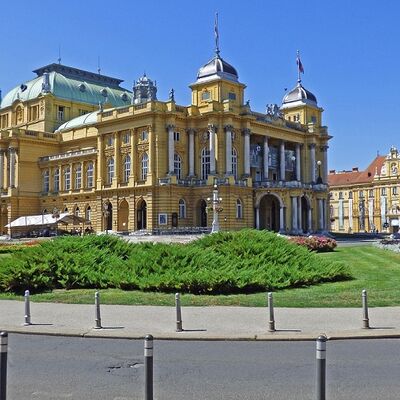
[6,334,400,399]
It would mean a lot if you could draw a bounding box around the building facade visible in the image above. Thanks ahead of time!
[329,147,400,234]
[0,46,330,235]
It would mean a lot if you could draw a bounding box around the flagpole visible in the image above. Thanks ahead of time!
[215,12,220,56]
[297,50,301,83]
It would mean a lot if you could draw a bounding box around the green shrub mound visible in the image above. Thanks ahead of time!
[0,230,350,294]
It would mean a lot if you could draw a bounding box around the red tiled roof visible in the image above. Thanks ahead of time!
[328,156,386,187]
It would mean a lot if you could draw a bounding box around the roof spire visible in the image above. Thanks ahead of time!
[97,56,101,75]
[57,45,61,65]
[296,50,304,84]
[214,12,220,56]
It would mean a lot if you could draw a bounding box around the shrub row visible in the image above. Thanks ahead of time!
[0,230,350,294]
[288,236,337,252]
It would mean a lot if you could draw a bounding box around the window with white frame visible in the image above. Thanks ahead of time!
[141,153,148,181]
[124,155,131,182]
[85,206,91,221]
[57,106,64,121]
[382,187,387,196]
[232,148,238,179]
[174,153,182,179]
[178,199,186,219]
[75,164,82,189]
[106,135,114,147]
[122,131,130,144]
[107,158,114,184]
[64,167,71,190]
[201,148,210,180]
[54,168,60,192]
[87,162,94,188]
[236,199,243,219]
[43,170,49,193]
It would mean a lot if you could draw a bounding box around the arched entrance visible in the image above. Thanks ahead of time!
[259,194,281,232]
[197,199,208,227]
[137,199,147,230]
[106,202,112,231]
[301,196,310,233]
[118,199,129,231]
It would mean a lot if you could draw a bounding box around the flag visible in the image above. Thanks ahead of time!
[296,52,304,74]
[214,12,220,54]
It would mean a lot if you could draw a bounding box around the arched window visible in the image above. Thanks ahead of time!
[43,170,49,193]
[174,153,182,179]
[179,199,186,219]
[236,199,243,219]
[232,148,238,179]
[141,153,148,181]
[64,167,71,190]
[87,162,94,188]
[124,155,131,183]
[107,158,114,184]
[201,148,210,180]
[75,163,82,189]
[85,206,91,221]
[54,168,60,192]
[74,207,80,217]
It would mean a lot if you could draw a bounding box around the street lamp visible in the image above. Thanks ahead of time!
[207,181,223,233]
[316,160,322,184]
[291,155,296,181]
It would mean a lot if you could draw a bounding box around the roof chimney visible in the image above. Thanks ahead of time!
[352,167,359,172]
[329,169,336,174]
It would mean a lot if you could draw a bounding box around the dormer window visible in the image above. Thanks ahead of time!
[101,88,108,97]
[78,83,86,92]
[121,93,129,102]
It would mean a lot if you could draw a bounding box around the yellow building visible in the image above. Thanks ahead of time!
[329,147,400,234]
[0,44,330,236]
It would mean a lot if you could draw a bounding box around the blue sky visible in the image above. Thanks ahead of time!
[0,0,398,171]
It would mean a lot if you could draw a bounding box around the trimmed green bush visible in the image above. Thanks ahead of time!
[0,230,350,294]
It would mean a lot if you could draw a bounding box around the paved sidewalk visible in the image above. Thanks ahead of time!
[1,300,400,340]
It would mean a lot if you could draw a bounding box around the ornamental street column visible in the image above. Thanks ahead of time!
[243,128,251,176]
[291,196,298,232]
[280,141,285,180]
[297,195,302,232]
[167,124,175,175]
[295,143,301,181]
[263,136,269,180]
[321,145,329,183]
[318,198,324,231]
[9,147,16,188]
[309,143,316,182]
[0,150,4,189]
[208,124,217,174]
[186,128,195,176]
[279,205,285,233]
[225,125,233,175]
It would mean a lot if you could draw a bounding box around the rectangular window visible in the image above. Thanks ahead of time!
[228,92,236,100]
[339,192,343,199]
[141,130,148,141]
[0,114,8,128]
[369,189,374,198]
[75,165,82,189]
[106,135,114,147]
[348,191,353,199]
[29,106,39,121]
[310,116,317,123]
[79,109,88,116]
[359,190,364,198]
[174,131,180,141]
[382,187,387,196]
[393,187,398,195]
[57,106,65,121]
[122,131,130,144]
[201,91,210,101]
[87,163,94,188]
[54,169,60,192]
[64,168,71,191]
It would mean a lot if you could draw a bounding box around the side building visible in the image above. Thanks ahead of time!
[0,46,331,235]
[329,147,400,234]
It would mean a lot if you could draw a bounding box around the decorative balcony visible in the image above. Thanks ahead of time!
[253,180,328,191]
[39,148,97,163]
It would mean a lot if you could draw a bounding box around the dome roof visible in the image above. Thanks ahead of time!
[0,64,132,109]
[282,82,317,108]
[56,110,99,132]
[196,54,238,83]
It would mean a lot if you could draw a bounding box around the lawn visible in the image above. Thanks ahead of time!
[0,244,399,307]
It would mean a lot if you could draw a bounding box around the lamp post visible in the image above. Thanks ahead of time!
[207,180,223,233]
[291,155,296,181]
[316,160,322,184]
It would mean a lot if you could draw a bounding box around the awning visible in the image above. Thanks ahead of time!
[6,213,86,228]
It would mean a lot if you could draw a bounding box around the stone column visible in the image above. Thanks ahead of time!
[280,141,285,180]
[318,198,324,231]
[321,145,329,183]
[295,143,301,181]
[279,205,285,232]
[113,132,120,185]
[291,196,298,232]
[187,128,195,176]
[167,124,175,175]
[255,207,260,230]
[323,198,328,231]
[225,125,233,175]
[243,128,251,176]
[96,135,103,188]
[309,143,316,182]
[0,150,4,189]
[9,147,16,188]
[130,129,136,182]
[297,196,302,232]
[263,136,269,180]
[208,124,217,174]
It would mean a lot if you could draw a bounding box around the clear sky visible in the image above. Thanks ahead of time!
[0,0,398,171]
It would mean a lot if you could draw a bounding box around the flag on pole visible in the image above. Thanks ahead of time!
[296,51,304,74]
[215,12,220,55]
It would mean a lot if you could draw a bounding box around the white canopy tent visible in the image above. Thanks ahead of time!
[6,213,86,228]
